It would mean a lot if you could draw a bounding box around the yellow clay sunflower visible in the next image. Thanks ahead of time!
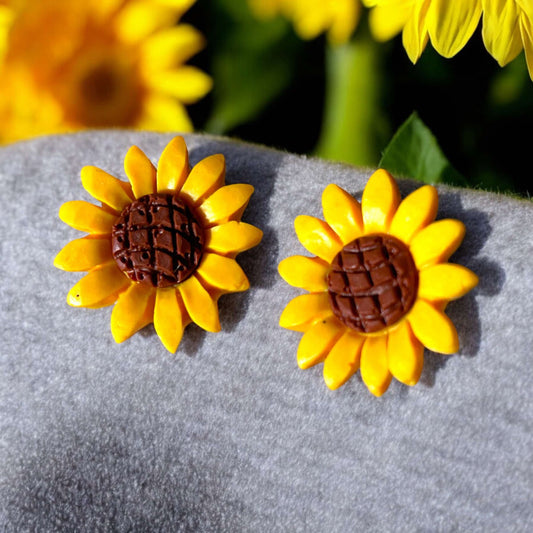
[0,0,211,143]
[248,0,361,45]
[482,0,533,80]
[278,169,478,397]
[55,137,263,353]
[363,0,483,62]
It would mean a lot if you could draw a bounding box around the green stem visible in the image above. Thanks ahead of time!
[315,25,383,167]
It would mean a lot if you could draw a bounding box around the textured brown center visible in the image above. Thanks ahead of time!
[111,194,204,288]
[327,234,418,333]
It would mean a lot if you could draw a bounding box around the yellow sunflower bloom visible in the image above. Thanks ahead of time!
[248,0,361,45]
[278,170,478,397]
[0,0,210,144]
[482,0,533,80]
[55,136,263,353]
[363,0,483,62]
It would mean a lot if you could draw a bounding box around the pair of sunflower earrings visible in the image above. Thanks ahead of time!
[55,137,478,397]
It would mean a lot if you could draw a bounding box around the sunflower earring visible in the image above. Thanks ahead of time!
[55,137,263,353]
[278,170,478,397]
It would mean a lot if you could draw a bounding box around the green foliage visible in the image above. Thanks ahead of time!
[379,112,467,186]
[205,0,300,134]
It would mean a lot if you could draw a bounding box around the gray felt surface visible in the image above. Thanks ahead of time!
[0,131,532,532]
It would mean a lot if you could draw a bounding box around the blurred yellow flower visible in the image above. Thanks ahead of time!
[482,0,533,80]
[0,0,211,143]
[363,0,482,62]
[249,0,361,45]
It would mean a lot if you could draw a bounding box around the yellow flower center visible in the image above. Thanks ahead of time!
[111,194,204,288]
[327,234,418,333]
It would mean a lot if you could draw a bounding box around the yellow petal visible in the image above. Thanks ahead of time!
[124,145,156,198]
[111,283,154,343]
[153,287,185,353]
[403,0,430,63]
[482,0,522,66]
[427,0,482,58]
[369,0,412,42]
[360,335,392,397]
[296,317,344,369]
[196,253,249,293]
[178,274,220,332]
[409,219,465,269]
[180,154,225,206]
[156,136,189,193]
[387,321,424,386]
[67,263,130,308]
[328,0,362,45]
[140,24,206,73]
[279,293,333,332]
[389,185,438,244]
[157,0,196,11]
[54,237,113,271]
[418,263,478,301]
[361,169,400,234]
[322,184,364,244]
[155,0,196,15]
[323,331,365,390]
[292,9,329,41]
[327,0,361,45]
[198,184,254,226]
[59,201,117,234]
[278,255,329,292]
[294,215,343,263]
[408,299,459,354]
[136,94,193,132]
[147,67,212,104]
[205,222,263,256]
[114,1,178,44]
[80,166,133,213]
[520,10,533,81]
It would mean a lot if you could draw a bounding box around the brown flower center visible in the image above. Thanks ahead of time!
[111,194,204,288]
[327,234,418,333]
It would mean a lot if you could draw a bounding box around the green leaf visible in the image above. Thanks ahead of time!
[205,0,300,134]
[379,112,467,186]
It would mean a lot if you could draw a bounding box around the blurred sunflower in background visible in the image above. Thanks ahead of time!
[248,0,362,45]
[0,0,211,143]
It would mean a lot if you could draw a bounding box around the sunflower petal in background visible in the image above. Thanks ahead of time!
[482,0,533,80]
[278,169,478,397]
[364,0,533,79]
[248,0,362,45]
[364,0,483,62]
[55,136,263,353]
[0,0,211,144]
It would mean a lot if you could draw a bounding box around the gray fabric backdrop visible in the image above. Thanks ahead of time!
[1,131,532,532]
